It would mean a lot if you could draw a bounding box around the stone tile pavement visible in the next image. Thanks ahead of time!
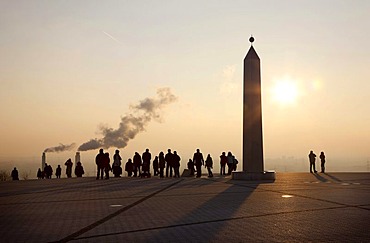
[0,173,369,242]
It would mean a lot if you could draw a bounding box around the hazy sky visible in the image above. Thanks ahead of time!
[1,0,369,172]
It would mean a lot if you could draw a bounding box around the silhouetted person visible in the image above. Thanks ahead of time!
[11,167,19,180]
[309,150,317,173]
[320,151,326,173]
[205,154,213,177]
[165,149,174,177]
[65,158,73,178]
[153,156,159,176]
[55,165,62,178]
[187,159,195,176]
[37,168,42,179]
[173,151,181,178]
[142,149,151,177]
[103,152,111,179]
[75,161,85,177]
[125,159,133,177]
[133,152,142,177]
[158,151,165,178]
[227,152,235,175]
[45,164,53,179]
[95,149,104,180]
[233,157,238,171]
[112,150,122,177]
[193,149,204,178]
[220,152,227,175]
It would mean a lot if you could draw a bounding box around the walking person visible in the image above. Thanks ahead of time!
[95,149,104,180]
[220,152,227,175]
[65,158,73,178]
[173,151,181,178]
[308,150,317,173]
[165,149,174,177]
[75,162,85,177]
[193,149,204,178]
[158,151,165,178]
[112,150,122,177]
[320,151,326,173]
[205,154,213,177]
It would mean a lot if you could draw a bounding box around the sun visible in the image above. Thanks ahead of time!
[271,79,299,105]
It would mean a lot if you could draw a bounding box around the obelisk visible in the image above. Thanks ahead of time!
[243,36,264,173]
[232,37,275,180]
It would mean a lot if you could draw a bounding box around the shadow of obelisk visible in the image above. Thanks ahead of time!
[232,37,275,181]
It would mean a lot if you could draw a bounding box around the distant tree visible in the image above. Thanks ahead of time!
[0,170,11,181]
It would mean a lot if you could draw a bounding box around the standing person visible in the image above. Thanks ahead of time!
[112,150,122,177]
[227,152,235,175]
[55,165,62,178]
[95,149,104,180]
[75,162,85,177]
[133,152,142,177]
[205,154,213,177]
[103,152,111,179]
[173,151,181,178]
[125,159,133,177]
[158,151,165,178]
[45,164,53,179]
[11,167,19,180]
[308,150,317,173]
[220,152,227,175]
[320,151,326,173]
[37,168,42,179]
[187,159,195,176]
[65,159,73,178]
[193,149,204,178]
[153,156,159,176]
[165,149,174,177]
[142,149,152,176]
[233,157,239,171]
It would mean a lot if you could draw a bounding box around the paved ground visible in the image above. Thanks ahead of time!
[0,172,369,243]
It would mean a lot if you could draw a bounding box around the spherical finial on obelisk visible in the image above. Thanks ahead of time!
[249,36,255,44]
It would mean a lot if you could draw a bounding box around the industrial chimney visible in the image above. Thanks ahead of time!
[42,152,46,170]
[75,152,80,164]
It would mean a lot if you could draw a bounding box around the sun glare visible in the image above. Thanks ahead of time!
[271,79,299,105]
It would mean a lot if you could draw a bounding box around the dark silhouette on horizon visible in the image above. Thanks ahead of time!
[37,168,43,179]
[153,156,159,176]
[141,149,151,178]
[193,149,204,178]
[320,151,326,173]
[103,152,111,179]
[220,152,227,175]
[95,149,105,179]
[158,151,165,178]
[133,152,142,177]
[55,165,61,178]
[65,158,73,178]
[44,163,53,179]
[75,161,85,177]
[11,167,19,180]
[125,158,133,177]
[187,159,195,176]
[112,149,122,177]
[173,151,181,178]
[309,150,317,173]
[165,149,174,177]
[205,154,213,177]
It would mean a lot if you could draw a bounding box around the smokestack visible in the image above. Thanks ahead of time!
[42,153,46,170]
[75,152,80,164]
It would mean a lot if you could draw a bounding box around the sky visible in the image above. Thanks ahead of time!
[1,0,369,176]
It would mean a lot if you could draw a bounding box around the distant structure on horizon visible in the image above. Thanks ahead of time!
[233,37,275,180]
[42,152,46,170]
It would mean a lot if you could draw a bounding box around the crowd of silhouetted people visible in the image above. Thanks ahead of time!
[36,159,85,179]
[94,148,239,180]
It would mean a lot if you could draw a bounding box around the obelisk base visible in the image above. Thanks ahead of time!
[232,170,275,181]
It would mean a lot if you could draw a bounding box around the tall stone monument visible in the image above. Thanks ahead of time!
[232,37,275,180]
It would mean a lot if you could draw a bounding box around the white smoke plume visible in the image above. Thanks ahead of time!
[78,87,177,151]
[44,143,76,153]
